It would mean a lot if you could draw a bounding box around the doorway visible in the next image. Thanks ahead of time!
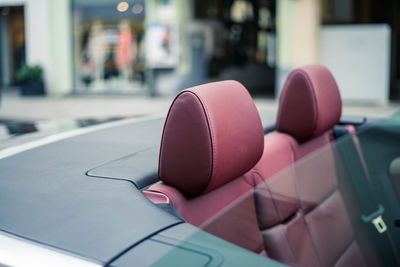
[0,6,25,89]
[193,0,277,97]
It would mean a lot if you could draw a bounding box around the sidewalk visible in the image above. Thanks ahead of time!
[2,92,399,121]
[0,92,173,121]
[0,92,399,149]
[0,92,173,150]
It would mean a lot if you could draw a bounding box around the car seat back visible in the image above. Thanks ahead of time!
[144,80,268,254]
[253,65,369,266]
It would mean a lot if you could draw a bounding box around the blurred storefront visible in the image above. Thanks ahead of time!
[191,0,277,96]
[72,0,146,93]
[0,0,399,103]
[0,6,25,89]
[276,0,398,104]
[0,0,277,97]
[147,0,277,97]
[0,0,73,96]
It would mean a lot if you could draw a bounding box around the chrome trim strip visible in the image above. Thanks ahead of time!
[0,231,101,267]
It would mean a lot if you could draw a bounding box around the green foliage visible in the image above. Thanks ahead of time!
[16,65,43,83]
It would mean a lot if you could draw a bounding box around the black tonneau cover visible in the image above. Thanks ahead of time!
[0,117,182,264]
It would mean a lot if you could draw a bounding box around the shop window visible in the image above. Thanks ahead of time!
[72,0,145,93]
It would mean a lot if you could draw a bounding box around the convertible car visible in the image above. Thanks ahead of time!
[0,65,399,266]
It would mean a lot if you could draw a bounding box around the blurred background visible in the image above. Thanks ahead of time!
[0,0,399,147]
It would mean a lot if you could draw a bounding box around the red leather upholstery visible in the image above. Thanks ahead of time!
[253,65,370,266]
[159,80,264,196]
[148,175,265,253]
[144,65,375,265]
[276,64,342,143]
[145,80,266,253]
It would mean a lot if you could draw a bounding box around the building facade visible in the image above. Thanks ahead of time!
[0,0,397,103]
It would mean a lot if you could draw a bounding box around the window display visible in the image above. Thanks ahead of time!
[72,0,145,93]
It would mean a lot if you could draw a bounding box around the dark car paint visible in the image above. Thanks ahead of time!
[0,116,281,266]
[0,117,183,264]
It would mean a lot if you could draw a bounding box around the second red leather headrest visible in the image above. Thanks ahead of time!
[276,64,342,143]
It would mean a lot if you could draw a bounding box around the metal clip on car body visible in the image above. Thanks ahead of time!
[361,204,387,234]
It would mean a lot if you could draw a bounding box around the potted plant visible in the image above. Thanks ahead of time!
[16,64,45,95]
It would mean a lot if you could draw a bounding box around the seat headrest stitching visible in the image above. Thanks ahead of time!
[184,90,215,195]
[298,69,320,140]
[158,91,186,180]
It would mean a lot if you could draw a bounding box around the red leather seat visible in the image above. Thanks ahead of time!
[143,80,268,254]
[253,65,370,266]
[144,65,380,266]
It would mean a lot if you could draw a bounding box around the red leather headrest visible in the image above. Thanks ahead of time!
[276,65,342,143]
[159,80,264,197]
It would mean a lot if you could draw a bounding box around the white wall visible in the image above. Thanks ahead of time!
[48,0,73,95]
[25,0,52,93]
[276,0,320,97]
[320,24,391,103]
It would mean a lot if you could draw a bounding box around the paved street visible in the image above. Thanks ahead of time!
[1,91,400,150]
